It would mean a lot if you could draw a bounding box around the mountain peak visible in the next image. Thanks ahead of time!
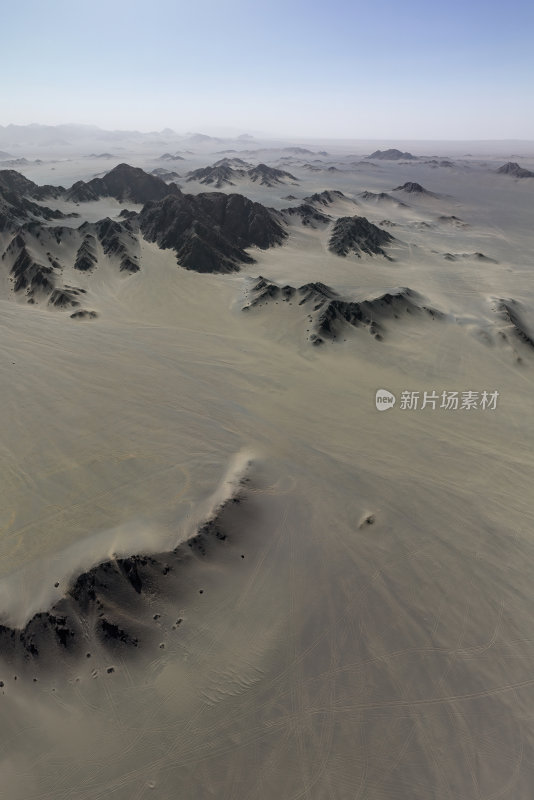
[392,181,433,194]
[496,162,534,178]
[66,163,182,204]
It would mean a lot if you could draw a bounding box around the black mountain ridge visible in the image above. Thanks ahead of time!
[368,149,416,160]
[0,164,289,308]
[328,216,395,258]
[186,162,298,188]
[66,163,182,203]
[243,277,443,345]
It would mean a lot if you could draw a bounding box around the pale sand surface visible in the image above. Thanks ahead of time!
[0,150,533,798]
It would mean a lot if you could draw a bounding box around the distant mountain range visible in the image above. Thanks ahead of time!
[0,124,327,157]
[368,149,416,160]
[158,153,185,161]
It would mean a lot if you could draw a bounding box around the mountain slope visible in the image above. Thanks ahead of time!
[243,277,443,345]
[138,191,287,273]
[186,162,298,189]
[0,170,71,232]
[66,163,182,203]
[328,216,395,258]
[496,162,534,178]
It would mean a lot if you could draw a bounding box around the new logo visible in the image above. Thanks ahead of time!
[375,389,396,410]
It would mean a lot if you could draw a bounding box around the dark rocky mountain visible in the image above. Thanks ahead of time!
[74,234,98,271]
[248,163,297,186]
[64,180,100,203]
[312,287,442,343]
[443,252,497,264]
[496,162,534,178]
[66,163,182,203]
[3,229,80,308]
[84,217,140,273]
[0,487,244,672]
[0,171,71,232]
[158,152,185,161]
[186,161,298,188]
[495,299,534,350]
[277,189,353,228]
[0,167,294,318]
[186,164,242,188]
[437,214,468,228]
[138,191,286,273]
[281,203,331,228]
[213,157,252,168]
[244,277,442,345]
[71,310,98,320]
[0,194,65,232]
[1,167,290,308]
[0,169,64,200]
[8,237,55,299]
[328,216,395,258]
[303,189,348,206]
[393,181,434,195]
[245,277,335,311]
[48,286,86,309]
[1,209,139,312]
[358,191,407,206]
[368,149,416,160]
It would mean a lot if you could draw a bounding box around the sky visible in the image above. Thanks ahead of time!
[2,0,534,140]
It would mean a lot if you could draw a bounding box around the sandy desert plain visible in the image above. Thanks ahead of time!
[0,132,533,799]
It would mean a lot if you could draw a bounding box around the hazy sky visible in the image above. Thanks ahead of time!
[2,0,533,139]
